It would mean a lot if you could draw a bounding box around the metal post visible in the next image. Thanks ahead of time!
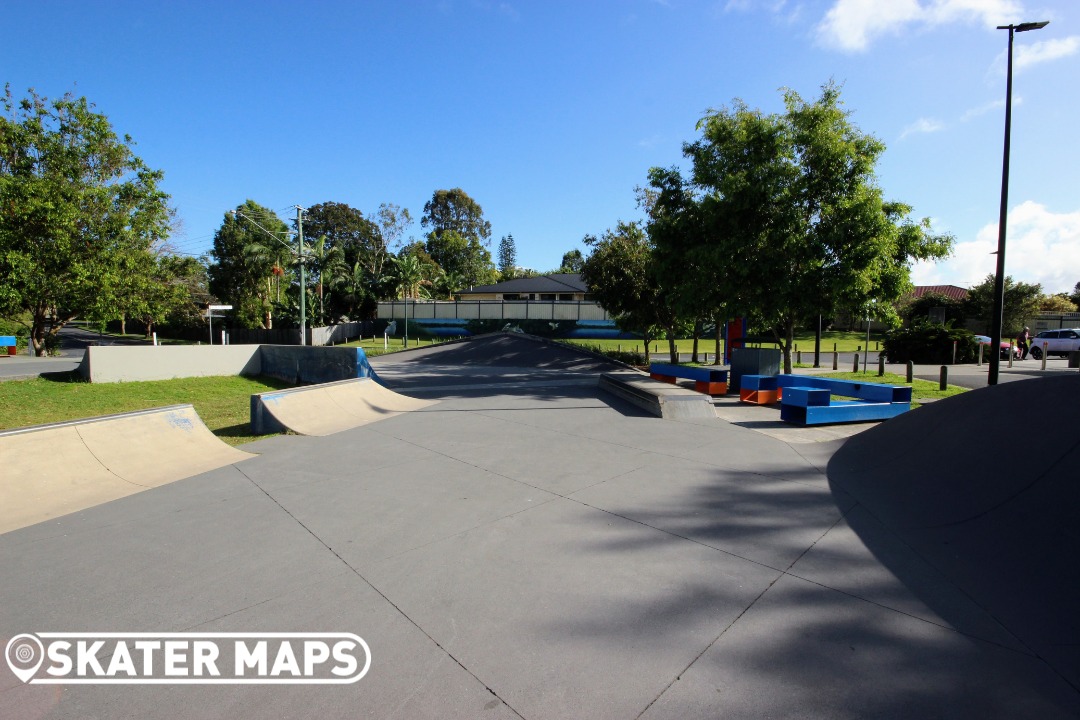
[906,361,913,383]
[853,353,859,373]
[296,206,306,347]
[813,314,821,368]
[978,343,984,366]
[988,20,1048,383]
[940,366,948,391]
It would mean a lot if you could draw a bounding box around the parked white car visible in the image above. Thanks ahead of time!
[1029,328,1080,359]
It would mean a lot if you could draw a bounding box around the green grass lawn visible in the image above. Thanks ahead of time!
[337,335,455,357]
[0,374,293,446]
[563,330,885,357]
[808,370,966,407]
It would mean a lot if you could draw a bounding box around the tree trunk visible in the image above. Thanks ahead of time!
[691,318,702,363]
[120,315,126,336]
[667,334,678,364]
[780,319,795,374]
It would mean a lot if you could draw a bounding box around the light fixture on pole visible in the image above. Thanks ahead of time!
[988,20,1048,386]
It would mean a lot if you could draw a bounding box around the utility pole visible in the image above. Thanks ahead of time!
[296,206,306,347]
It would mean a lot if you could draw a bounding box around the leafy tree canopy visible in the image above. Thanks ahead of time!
[581,221,680,360]
[421,188,491,244]
[207,200,290,329]
[651,82,953,372]
[0,86,173,354]
[964,274,1041,336]
[559,249,584,273]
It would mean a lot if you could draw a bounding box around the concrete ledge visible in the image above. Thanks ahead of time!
[599,371,716,421]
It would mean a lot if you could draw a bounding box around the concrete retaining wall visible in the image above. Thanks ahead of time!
[258,345,378,384]
[80,345,262,382]
[80,344,379,384]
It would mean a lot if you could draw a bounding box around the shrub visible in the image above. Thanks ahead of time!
[882,323,979,364]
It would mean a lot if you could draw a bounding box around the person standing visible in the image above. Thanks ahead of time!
[1017,327,1032,360]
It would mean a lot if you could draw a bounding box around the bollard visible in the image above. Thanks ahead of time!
[1008,347,1013,368]
[853,353,860,373]
[796,350,802,365]
[832,351,838,371]
[833,343,837,352]
[878,355,885,377]
[939,365,948,391]
[952,340,957,366]
[906,360,913,383]
[1041,342,1048,371]
[618,344,622,353]
[978,343,983,366]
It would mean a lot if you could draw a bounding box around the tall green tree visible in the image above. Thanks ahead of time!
[421,188,496,287]
[0,86,172,354]
[301,202,383,296]
[581,221,681,361]
[664,83,952,372]
[421,188,492,243]
[559,249,584,273]
[498,234,517,279]
[964,275,1042,336]
[208,200,290,329]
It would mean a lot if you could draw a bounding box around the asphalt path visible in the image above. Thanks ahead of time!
[1,333,1075,718]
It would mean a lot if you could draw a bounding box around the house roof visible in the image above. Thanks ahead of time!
[461,273,588,295]
[911,285,969,301]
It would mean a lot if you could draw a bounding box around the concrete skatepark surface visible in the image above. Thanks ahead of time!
[1,334,1077,718]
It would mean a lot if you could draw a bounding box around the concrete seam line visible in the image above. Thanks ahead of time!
[231,464,527,720]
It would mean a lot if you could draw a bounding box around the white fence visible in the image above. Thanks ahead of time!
[377,300,611,322]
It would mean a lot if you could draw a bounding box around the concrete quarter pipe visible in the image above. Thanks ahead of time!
[250,377,436,436]
[0,404,253,534]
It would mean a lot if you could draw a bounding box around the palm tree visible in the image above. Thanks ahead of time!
[390,254,429,299]
[434,270,466,300]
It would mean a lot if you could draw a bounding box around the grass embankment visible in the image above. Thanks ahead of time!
[337,335,456,357]
[0,374,293,446]
[563,330,885,356]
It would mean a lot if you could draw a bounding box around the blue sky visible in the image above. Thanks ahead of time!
[3,0,1077,292]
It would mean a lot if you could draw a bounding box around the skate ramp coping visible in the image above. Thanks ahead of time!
[250,377,436,436]
[827,375,1080,689]
[0,404,254,535]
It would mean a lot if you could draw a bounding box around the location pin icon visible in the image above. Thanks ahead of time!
[5,634,45,683]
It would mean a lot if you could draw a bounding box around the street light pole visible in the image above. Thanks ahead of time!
[296,206,306,347]
[988,20,1048,386]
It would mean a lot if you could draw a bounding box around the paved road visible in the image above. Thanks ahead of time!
[1,334,1075,718]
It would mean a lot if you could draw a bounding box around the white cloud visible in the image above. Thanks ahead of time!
[900,117,946,139]
[816,0,1023,52]
[1014,36,1080,71]
[959,98,1007,122]
[910,201,1080,293]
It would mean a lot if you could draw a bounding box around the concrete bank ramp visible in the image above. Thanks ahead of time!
[250,377,436,436]
[0,405,253,534]
[827,375,1080,690]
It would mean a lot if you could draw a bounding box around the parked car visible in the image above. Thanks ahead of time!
[974,335,1020,360]
[1028,328,1080,359]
